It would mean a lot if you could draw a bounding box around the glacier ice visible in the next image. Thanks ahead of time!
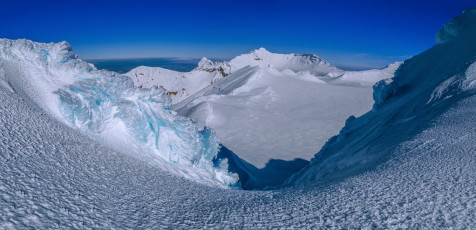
[0,39,238,188]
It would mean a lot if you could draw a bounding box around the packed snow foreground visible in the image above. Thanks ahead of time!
[2,6,476,228]
[126,47,400,172]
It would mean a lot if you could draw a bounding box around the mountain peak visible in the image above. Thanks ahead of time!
[197,57,214,68]
[252,47,270,55]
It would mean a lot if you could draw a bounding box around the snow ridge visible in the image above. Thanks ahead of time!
[436,7,476,44]
[287,6,476,187]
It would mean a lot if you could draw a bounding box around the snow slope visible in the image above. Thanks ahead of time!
[131,48,400,169]
[287,7,476,188]
[1,7,476,229]
[0,39,237,188]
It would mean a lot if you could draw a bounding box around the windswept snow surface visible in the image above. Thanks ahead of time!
[0,39,237,188]
[2,7,476,228]
[131,48,400,169]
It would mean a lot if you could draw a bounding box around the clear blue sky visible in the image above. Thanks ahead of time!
[0,0,474,68]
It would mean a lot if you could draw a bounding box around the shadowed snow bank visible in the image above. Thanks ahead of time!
[286,7,476,187]
[215,145,309,190]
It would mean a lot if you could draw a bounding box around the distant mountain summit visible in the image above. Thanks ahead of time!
[227,47,339,75]
[125,48,379,104]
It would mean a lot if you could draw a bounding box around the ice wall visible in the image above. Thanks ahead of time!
[0,39,238,188]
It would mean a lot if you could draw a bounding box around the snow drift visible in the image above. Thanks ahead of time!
[0,39,237,188]
[287,7,476,187]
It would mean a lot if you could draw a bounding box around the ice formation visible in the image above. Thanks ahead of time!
[0,39,237,188]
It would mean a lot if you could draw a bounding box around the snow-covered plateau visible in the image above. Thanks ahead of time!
[1,6,476,228]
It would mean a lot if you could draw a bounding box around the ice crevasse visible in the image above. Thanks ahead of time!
[0,39,238,188]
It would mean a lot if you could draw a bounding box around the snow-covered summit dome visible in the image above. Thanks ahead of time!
[228,47,341,75]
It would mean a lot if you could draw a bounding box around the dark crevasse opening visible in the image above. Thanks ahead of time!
[214,145,309,190]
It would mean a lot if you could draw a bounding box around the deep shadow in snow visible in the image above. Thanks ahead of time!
[214,145,309,190]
